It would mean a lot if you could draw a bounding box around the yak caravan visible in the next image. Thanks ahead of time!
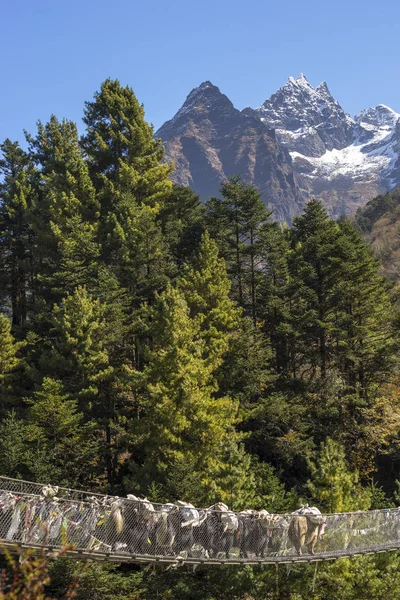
[0,476,399,566]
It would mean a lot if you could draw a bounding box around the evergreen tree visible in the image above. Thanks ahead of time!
[289,199,343,379]
[0,314,21,410]
[28,287,129,485]
[32,287,112,402]
[23,378,99,486]
[217,315,274,407]
[205,176,271,322]
[245,390,313,485]
[0,140,34,329]
[307,437,370,512]
[336,218,395,395]
[158,184,204,271]
[178,232,240,368]
[129,284,253,504]
[0,315,19,384]
[81,79,173,303]
[27,116,100,304]
[0,379,99,487]
[257,222,294,376]
[0,411,27,478]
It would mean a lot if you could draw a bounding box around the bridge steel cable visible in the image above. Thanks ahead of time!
[0,476,399,565]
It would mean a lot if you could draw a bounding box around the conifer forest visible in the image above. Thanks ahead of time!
[1,79,400,599]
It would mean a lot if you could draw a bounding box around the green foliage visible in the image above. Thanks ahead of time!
[313,554,400,600]
[336,218,395,391]
[216,315,274,406]
[0,379,98,487]
[245,391,313,485]
[158,184,204,270]
[41,287,114,406]
[256,221,293,375]
[0,549,80,600]
[0,315,19,383]
[205,175,272,323]
[0,314,21,407]
[81,79,173,302]
[128,283,253,504]
[307,437,370,512]
[0,411,27,477]
[289,199,343,379]
[355,189,400,234]
[0,140,33,329]
[354,188,400,281]
[178,231,241,367]
[27,116,100,305]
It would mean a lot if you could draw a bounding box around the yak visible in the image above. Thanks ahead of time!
[288,507,326,556]
[239,510,289,559]
[195,503,239,559]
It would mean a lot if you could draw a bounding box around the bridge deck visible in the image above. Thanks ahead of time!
[0,476,398,565]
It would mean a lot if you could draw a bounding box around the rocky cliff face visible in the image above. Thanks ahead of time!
[255,74,354,157]
[156,82,304,223]
[156,76,400,221]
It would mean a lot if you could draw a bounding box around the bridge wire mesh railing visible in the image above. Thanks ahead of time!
[0,477,399,564]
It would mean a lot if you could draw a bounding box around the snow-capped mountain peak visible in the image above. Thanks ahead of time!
[256,74,354,157]
[315,81,331,95]
[251,75,400,215]
[355,104,400,129]
[287,73,313,89]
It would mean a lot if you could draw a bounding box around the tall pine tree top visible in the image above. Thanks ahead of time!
[81,80,173,299]
[81,78,172,206]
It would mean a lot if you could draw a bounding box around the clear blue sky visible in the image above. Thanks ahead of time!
[2,0,400,143]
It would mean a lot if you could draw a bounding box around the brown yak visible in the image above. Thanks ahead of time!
[288,507,326,556]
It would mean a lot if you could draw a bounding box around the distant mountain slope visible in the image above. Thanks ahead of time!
[156,82,303,223]
[156,75,400,221]
[355,188,400,281]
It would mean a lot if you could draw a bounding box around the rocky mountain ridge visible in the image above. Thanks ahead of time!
[156,75,400,221]
[255,73,354,157]
[157,81,303,222]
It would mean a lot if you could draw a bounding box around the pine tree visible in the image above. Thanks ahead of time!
[178,232,240,368]
[257,222,294,376]
[0,140,34,329]
[290,199,343,379]
[217,315,274,407]
[129,284,253,504]
[328,219,397,476]
[27,116,100,304]
[34,287,113,403]
[307,437,370,512]
[0,314,22,413]
[28,287,129,484]
[158,184,204,271]
[178,233,278,491]
[205,176,272,322]
[335,218,395,395]
[0,411,27,478]
[0,378,99,487]
[81,79,173,303]
[0,315,19,386]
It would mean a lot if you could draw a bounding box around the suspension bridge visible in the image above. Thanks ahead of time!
[0,476,399,566]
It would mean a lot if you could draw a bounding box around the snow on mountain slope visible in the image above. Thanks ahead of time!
[291,107,400,183]
[255,74,354,157]
[255,76,400,217]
